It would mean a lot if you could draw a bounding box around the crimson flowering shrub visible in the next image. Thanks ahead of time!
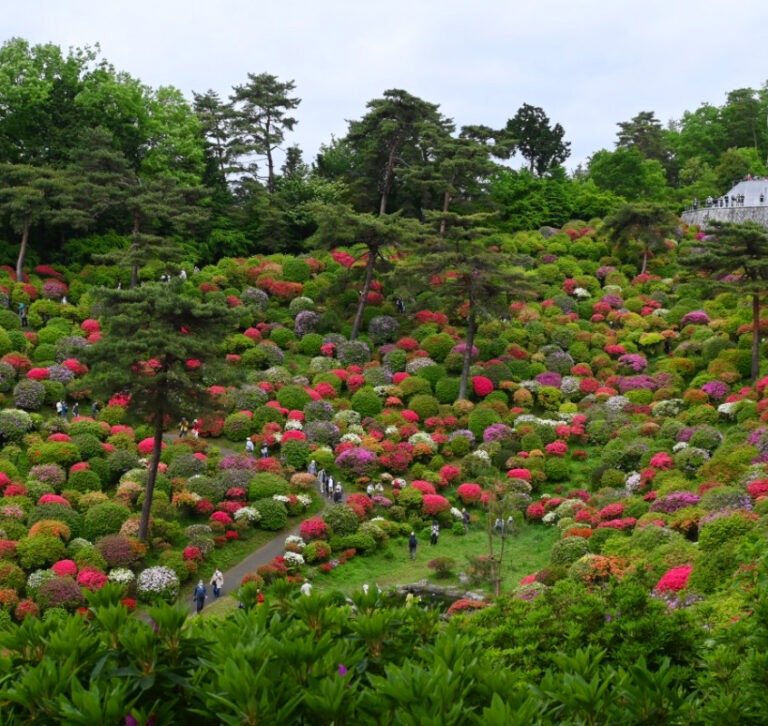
[440,465,461,485]
[303,540,332,564]
[51,559,78,577]
[411,480,437,496]
[597,517,637,531]
[747,480,768,499]
[526,502,546,521]
[77,567,108,590]
[655,565,693,593]
[445,598,488,616]
[14,599,39,620]
[545,441,569,457]
[300,517,329,541]
[598,503,625,521]
[457,482,483,505]
[422,494,450,517]
[346,493,374,519]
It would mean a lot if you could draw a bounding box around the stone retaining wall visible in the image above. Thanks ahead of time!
[681,207,768,229]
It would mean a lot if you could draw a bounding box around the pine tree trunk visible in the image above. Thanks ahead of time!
[131,211,141,289]
[379,142,399,216]
[139,407,165,541]
[752,292,761,382]
[351,247,376,340]
[458,281,477,400]
[641,245,648,275]
[15,221,29,282]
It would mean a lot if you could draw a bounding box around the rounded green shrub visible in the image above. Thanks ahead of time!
[248,473,289,500]
[276,385,312,411]
[83,502,131,541]
[350,387,383,418]
[408,394,440,420]
[67,468,102,493]
[322,504,359,536]
[467,408,501,441]
[253,498,288,530]
[16,534,67,570]
[420,334,456,362]
[550,536,590,567]
[222,412,256,441]
[28,503,82,538]
[435,378,460,404]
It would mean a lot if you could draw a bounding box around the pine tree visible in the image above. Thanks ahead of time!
[83,280,239,539]
[681,220,768,381]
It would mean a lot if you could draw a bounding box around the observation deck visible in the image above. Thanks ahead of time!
[681,177,768,228]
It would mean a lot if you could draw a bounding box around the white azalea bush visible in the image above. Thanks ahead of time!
[137,566,180,604]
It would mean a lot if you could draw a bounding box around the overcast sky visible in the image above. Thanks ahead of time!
[7,0,768,172]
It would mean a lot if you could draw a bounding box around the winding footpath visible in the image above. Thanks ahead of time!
[165,433,342,614]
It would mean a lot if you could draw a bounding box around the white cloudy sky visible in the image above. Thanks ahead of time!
[6,0,768,172]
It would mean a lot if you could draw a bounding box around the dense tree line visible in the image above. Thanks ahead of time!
[1,37,767,272]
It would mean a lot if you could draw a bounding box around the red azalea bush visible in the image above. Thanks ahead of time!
[77,567,108,590]
[471,376,494,397]
[457,482,483,505]
[300,517,328,542]
[747,480,768,499]
[38,494,70,507]
[51,559,78,577]
[26,367,50,381]
[0,540,18,559]
[210,511,233,526]
[422,494,451,517]
[445,598,488,616]
[411,480,437,496]
[440,464,461,485]
[15,598,40,620]
[526,502,546,521]
[655,565,693,593]
[545,441,569,457]
[597,517,637,531]
[508,468,532,481]
[598,503,625,521]
[649,452,673,469]
[346,493,374,519]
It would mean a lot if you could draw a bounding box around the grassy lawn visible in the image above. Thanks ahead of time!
[313,522,560,598]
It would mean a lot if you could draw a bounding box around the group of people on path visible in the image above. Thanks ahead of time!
[178,417,201,439]
[317,467,344,503]
[193,568,225,614]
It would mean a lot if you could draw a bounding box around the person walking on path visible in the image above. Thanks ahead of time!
[179,417,189,438]
[300,581,313,596]
[333,482,343,503]
[245,438,255,455]
[72,402,79,418]
[462,508,470,534]
[308,459,317,476]
[318,469,327,496]
[192,418,201,439]
[430,521,440,545]
[193,580,207,614]
[408,531,418,560]
[327,475,335,500]
[210,569,224,598]
[260,442,269,458]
